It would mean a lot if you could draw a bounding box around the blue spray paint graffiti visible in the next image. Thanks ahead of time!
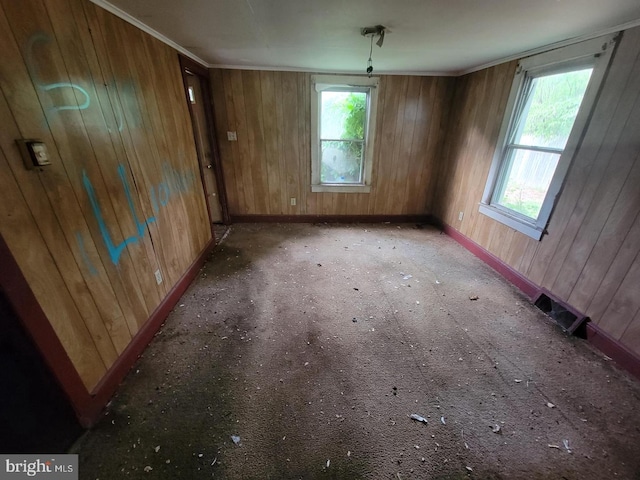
[26,33,91,112]
[79,163,196,267]
[82,169,144,265]
[41,82,90,111]
[111,94,124,132]
[75,232,98,275]
[118,164,156,236]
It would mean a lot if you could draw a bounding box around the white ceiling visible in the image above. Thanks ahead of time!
[99,0,640,75]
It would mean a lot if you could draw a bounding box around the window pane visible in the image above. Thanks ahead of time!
[320,140,363,183]
[495,148,561,219]
[513,68,592,149]
[320,91,366,140]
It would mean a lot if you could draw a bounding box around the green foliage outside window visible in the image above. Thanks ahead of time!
[320,92,367,183]
[522,69,592,145]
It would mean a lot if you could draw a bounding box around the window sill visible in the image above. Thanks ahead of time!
[478,203,543,240]
[311,184,371,193]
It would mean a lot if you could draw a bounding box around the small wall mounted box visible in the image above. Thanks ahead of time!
[16,139,51,169]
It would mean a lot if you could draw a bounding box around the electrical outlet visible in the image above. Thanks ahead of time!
[154,269,163,285]
[290,197,296,206]
[227,131,237,141]
[458,211,464,221]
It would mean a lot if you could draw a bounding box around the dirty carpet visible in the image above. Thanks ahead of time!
[74,223,640,479]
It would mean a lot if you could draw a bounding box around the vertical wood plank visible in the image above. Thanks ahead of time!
[210,68,239,213]
[0,0,213,390]
[527,28,640,286]
[233,71,256,213]
[298,72,310,214]
[50,0,156,340]
[587,212,640,325]
[0,146,107,388]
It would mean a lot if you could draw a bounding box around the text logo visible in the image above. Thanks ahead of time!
[1,456,77,479]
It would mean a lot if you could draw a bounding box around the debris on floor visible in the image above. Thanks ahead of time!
[72,223,640,480]
[563,439,572,454]
[469,295,479,301]
[410,414,428,424]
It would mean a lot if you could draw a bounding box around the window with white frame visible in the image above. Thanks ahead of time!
[479,34,618,240]
[311,75,378,193]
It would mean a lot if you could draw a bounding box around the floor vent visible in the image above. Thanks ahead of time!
[534,291,588,337]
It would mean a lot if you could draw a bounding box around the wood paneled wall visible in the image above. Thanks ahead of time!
[0,0,210,390]
[210,70,454,216]
[435,27,640,357]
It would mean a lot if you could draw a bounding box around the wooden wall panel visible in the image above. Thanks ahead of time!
[0,0,210,390]
[210,70,454,215]
[435,26,640,357]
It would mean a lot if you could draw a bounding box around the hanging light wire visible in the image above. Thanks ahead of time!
[366,34,374,77]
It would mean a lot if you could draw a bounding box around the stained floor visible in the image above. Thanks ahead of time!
[74,223,640,479]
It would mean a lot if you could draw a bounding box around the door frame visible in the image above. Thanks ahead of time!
[179,55,230,225]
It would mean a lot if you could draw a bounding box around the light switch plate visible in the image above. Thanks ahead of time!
[16,139,51,169]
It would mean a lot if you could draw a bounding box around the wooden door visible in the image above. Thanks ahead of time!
[185,73,223,223]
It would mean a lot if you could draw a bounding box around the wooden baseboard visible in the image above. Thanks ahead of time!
[441,223,539,299]
[440,222,640,381]
[230,214,437,224]
[3,228,216,427]
[586,323,640,379]
[77,236,216,426]
[0,234,92,425]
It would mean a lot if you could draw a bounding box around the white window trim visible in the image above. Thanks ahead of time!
[479,33,618,240]
[310,75,379,193]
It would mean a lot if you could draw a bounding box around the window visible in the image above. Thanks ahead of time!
[311,75,379,193]
[479,34,617,240]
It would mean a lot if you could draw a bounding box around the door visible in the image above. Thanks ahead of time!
[184,70,225,223]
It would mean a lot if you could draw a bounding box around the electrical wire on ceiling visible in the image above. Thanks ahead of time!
[361,25,385,77]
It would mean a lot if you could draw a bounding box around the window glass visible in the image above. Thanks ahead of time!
[514,69,592,149]
[495,150,561,219]
[493,68,592,219]
[479,34,616,240]
[311,74,378,193]
[319,91,367,184]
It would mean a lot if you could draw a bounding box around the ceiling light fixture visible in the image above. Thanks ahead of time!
[360,25,385,77]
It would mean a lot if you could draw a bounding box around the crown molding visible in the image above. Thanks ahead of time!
[457,17,640,76]
[209,63,457,77]
[88,2,640,77]
[89,0,209,68]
